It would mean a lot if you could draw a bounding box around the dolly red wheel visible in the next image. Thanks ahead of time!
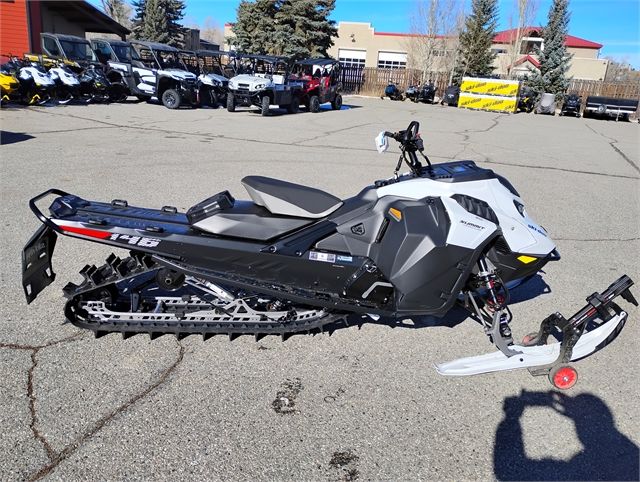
[521,332,539,346]
[549,365,578,390]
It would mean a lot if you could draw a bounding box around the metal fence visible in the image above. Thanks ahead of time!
[340,66,640,104]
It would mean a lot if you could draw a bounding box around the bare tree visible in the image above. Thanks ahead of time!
[200,17,225,46]
[101,0,132,29]
[407,0,465,83]
[506,0,539,78]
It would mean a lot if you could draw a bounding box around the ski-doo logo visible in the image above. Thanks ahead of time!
[527,224,548,237]
[460,220,485,230]
[109,233,160,248]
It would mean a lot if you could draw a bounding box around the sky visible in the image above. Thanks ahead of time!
[127,0,640,67]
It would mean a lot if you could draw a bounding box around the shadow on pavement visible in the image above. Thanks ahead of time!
[493,390,639,481]
[1,130,35,145]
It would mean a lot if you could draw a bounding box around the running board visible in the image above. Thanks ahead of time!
[435,311,627,376]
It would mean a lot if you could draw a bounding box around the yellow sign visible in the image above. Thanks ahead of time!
[461,77,520,97]
[458,93,518,114]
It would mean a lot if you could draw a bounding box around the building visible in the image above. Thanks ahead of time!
[0,0,129,58]
[327,22,608,80]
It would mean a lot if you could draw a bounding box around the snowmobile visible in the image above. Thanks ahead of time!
[559,93,582,117]
[406,82,437,104]
[440,84,460,107]
[0,62,21,105]
[3,56,55,105]
[517,86,535,113]
[23,121,636,389]
[381,82,404,101]
[47,60,82,104]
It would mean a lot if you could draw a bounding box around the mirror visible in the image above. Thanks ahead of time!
[375,131,388,154]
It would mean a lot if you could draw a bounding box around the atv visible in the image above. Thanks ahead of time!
[292,58,343,113]
[227,55,304,116]
[381,82,404,101]
[406,81,437,104]
[22,121,636,389]
[559,93,582,117]
[179,49,233,108]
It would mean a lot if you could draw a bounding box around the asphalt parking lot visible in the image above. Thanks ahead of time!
[1,97,639,481]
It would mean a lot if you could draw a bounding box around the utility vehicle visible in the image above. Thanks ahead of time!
[292,58,343,112]
[92,39,197,108]
[227,55,304,116]
[179,49,232,107]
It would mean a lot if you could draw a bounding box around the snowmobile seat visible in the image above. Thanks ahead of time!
[241,176,343,219]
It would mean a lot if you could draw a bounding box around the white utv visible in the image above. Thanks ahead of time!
[91,39,197,109]
[178,50,236,108]
[227,55,303,116]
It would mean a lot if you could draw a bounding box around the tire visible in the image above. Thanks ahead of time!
[287,96,300,114]
[226,92,235,112]
[331,94,342,110]
[548,365,578,390]
[162,89,181,109]
[309,95,320,113]
[260,95,270,116]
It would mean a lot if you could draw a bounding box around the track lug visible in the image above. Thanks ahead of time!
[95,330,109,338]
[122,332,136,340]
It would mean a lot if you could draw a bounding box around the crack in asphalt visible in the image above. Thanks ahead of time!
[584,123,640,174]
[27,341,186,481]
[453,114,502,159]
[24,108,639,182]
[0,333,85,466]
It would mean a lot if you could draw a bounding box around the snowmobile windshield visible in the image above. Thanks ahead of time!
[60,40,96,62]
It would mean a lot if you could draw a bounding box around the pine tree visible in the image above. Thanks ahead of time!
[526,0,572,96]
[140,0,169,44]
[231,0,278,54]
[131,0,186,46]
[131,0,146,39]
[274,0,337,58]
[231,0,336,57]
[456,0,499,78]
[163,0,187,47]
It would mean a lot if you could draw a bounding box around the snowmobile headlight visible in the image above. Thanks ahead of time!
[513,200,526,217]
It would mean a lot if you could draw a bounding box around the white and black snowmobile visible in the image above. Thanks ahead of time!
[23,121,636,389]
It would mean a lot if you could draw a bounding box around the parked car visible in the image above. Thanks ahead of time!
[583,95,638,121]
[292,58,343,112]
[227,55,304,116]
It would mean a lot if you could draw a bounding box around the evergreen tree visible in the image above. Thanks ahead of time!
[274,0,337,58]
[232,0,278,54]
[231,0,336,58]
[131,0,146,39]
[456,0,499,78]
[131,0,186,46]
[163,0,187,47]
[140,0,169,44]
[527,0,572,96]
